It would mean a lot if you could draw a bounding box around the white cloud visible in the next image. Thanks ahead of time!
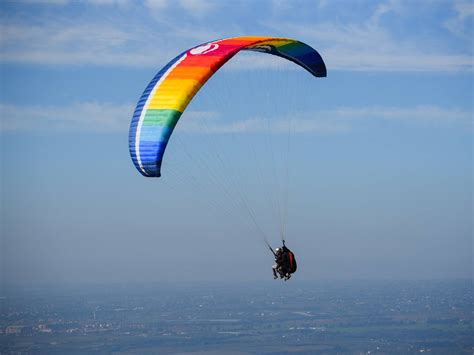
[260,0,473,73]
[179,0,215,17]
[269,0,294,14]
[14,0,69,4]
[1,103,470,134]
[0,22,189,66]
[369,0,402,27]
[15,0,133,5]
[262,19,473,72]
[144,0,168,11]
[142,0,216,19]
[1,1,472,72]
[0,14,221,66]
[453,0,474,20]
[1,102,133,132]
[443,0,474,38]
[179,106,472,134]
[85,0,131,5]
[316,0,328,9]
[326,105,472,126]
[178,115,350,135]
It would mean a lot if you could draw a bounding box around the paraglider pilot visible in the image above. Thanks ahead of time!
[271,242,297,281]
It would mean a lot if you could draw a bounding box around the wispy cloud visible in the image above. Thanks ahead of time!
[369,0,401,27]
[1,1,472,72]
[1,102,470,134]
[325,105,473,126]
[263,1,473,73]
[264,21,472,72]
[13,0,215,13]
[144,0,168,11]
[11,21,468,72]
[178,113,349,134]
[1,102,133,132]
[178,0,216,17]
[14,0,69,4]
[180,105,472,134]
[443,0,474,39]
[0,19,221,66]
[0,22,179,66]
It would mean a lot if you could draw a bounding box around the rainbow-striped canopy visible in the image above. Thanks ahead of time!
[129,36,327,177]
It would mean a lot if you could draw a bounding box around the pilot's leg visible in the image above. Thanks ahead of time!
[277,266,285,279]
[272,264,278,279]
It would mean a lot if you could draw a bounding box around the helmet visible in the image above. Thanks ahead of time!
[275,248,280,253]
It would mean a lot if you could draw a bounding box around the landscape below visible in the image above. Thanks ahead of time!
[1,280,472,354]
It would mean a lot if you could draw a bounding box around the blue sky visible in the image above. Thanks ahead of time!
[1,0,472,284]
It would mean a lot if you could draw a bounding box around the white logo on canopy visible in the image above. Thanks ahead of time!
[189,43,219,55]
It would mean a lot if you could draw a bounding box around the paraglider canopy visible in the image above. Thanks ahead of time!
[129,36,327,178]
